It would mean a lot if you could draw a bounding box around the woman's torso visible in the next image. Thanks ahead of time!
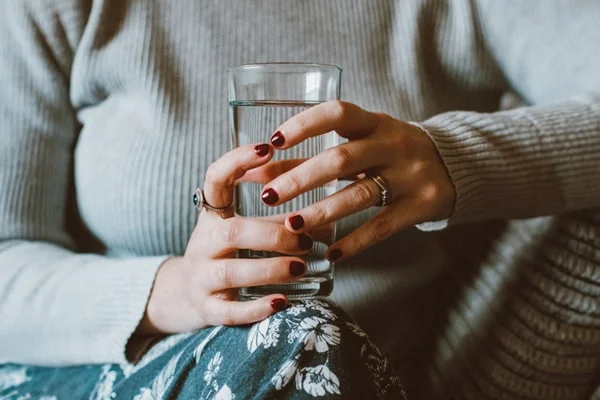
[68,0,502,368]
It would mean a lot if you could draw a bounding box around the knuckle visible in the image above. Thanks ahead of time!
[355,181,376,205]
[220,307,236,326]
[284,171,304,193]
[192,300,209,325]
[394,133,412,155]
[214,261,235,288]
[288,114,310,134]
[420,182,441,205]
[330,100,352,120]
[350,235,370,255]
[247,305,266,323]
[311,203,329,222]
[224,218,242,245]
[207,220,224,243]
[328,146,353,172]
[371,218,394,242]
[204,162,221,185]
[271,225,288,247]
[263,260,284,283]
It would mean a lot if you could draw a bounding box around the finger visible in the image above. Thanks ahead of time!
[207,216,314,256]
[238,158,307,184]
[262,140,388,206]
[203,143,273,209]
[325,196,426,262]
[270,101,379,149]
[285,177,382,233]
[204,257,306,291]
[204,295,288,326]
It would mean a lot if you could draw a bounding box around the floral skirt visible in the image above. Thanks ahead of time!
[0,300,406,399]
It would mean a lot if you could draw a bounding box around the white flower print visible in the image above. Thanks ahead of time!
[295,365,341,397]
[285,303,306,316]
[361,341,406,399]
[287,328,302,344]
[39,397,58,400]
[300,316,341,353]
[194,326,223,363]
[305,300,337,320]
[133,350,182,400]
[214,384,234,400]
[361,342,388,377]
[203,351,223,385]
[0,366,30,391]
[90,365,118,400]
[247,318,270,353]
[133,387,153,399]
[131,332,193,376]
[263,317,281,348]
[271,357,299,391]
[345,321,368,338]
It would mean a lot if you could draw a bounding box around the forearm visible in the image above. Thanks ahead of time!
[0,240,166,366]
[421,96,600,225]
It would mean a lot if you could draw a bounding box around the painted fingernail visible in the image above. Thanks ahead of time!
[289,215,305,230]
[261,188,279,205]
[271,298,287,311]
[328,249,343,262]
[254,143,270,157]
[298,234,313,251]
[290,261,306,276]
[270,131,285,147]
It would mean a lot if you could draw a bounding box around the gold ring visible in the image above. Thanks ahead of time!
[366,174,392,207]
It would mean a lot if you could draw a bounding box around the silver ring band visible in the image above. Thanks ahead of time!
[366,174,392,207]
[193,188,234,213]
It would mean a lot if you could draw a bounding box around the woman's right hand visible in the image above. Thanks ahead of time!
[136,143,313,336]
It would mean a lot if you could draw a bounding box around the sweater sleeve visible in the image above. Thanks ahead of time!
[419,0,600,226]
[0,0,166,365]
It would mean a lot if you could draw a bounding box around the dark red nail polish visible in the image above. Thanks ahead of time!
[270,131,285,147]
[290,261,306,276]
[254,144,270,157]
[298,234,313,251]
[271,298,287,311]
[289,215,305,230]
[261,188,279,205]
[328,249,343,262]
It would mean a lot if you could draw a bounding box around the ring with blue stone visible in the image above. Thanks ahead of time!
[193,187,233,213]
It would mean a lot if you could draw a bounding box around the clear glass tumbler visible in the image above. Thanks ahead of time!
[228,63,342,299]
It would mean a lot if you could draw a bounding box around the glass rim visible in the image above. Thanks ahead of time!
[228,62,342,74]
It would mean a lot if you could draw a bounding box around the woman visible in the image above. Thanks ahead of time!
[1,0,599,399]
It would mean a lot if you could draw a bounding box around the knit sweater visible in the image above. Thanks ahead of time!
[1,0,599,398]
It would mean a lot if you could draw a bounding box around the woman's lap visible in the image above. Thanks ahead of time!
[0,300,406,399]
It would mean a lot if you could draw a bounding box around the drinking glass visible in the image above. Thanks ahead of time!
[228,63,342,299]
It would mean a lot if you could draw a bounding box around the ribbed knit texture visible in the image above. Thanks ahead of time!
[0,0,599,398]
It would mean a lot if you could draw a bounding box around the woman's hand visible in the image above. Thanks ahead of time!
[261,101,455,262]
[137,143,313,336]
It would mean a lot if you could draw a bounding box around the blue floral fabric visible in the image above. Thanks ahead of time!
[0,300,406,399]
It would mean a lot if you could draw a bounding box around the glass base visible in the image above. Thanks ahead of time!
[239,277,333,300]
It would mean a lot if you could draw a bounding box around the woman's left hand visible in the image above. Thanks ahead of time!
[258,101,456,262]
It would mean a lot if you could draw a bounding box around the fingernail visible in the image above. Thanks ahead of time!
[261,188,279,205]
[254,143,270,157]
[328,249,343,262]
[270,131,285,147]
[271,298,287,311]
[289,215,305,230]
[298,234,313,251]
[289,261,306,276]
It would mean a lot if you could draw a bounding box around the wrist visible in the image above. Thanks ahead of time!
[135,256,184,336]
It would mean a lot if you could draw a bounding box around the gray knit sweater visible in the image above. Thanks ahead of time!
[1,0,599,398]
